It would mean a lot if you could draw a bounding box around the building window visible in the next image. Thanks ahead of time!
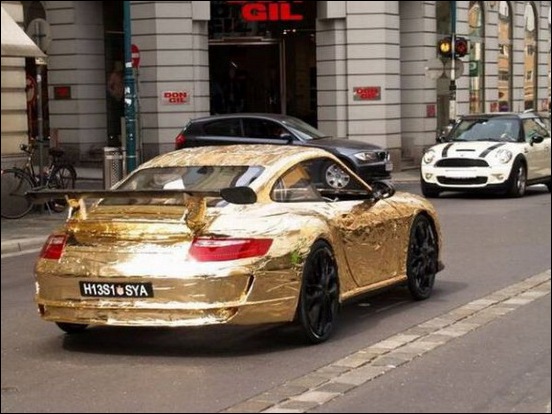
[523,2,537,110]
[469,1,485,113]
[497,1,512,112]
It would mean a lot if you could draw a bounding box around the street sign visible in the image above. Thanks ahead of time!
[26,18,51,53]
[444,58,465,80]
[131,44,140,68]
[424,58,445,80]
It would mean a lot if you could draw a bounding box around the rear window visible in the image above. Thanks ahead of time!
[103,165,263,205]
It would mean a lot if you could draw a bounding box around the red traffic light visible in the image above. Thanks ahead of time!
[454,37,469,58]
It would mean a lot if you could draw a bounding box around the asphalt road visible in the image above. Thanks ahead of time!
[1,183,550,413]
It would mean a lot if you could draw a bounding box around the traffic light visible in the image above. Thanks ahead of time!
[454,36,469,58]
[437,36,469,58]
[438,37,453,58]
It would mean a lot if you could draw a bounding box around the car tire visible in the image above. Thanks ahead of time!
[421,180,440,198]
[505,159,527,198]
[407,215,438,301]
[56,322,88,334]
[297,240,340,344]
[322,161,351,189]
[546,179,551,193]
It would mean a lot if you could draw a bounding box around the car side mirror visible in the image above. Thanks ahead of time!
[220,186,257,204]
[279,132,294,143]
[370,180,395,201]
[436,134,447,143]
[530,135,544,145]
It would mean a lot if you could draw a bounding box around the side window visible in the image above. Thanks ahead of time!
[271,161,322,203]
[203,119,242,137]
[243,119,286,139]
[523,118,550,142]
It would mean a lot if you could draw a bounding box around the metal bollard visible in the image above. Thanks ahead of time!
[103,147,126,189]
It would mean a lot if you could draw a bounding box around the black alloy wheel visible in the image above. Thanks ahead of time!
[297,241,340,344]
[506,159,527,198]
[407,215,438,300]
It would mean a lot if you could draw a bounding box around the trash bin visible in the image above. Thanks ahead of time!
[103,147,126,189]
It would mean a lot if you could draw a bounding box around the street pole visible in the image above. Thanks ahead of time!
[32,19,47,187]
[449,0,457,124]
[124,0,137,173]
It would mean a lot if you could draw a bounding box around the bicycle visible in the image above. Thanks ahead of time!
[1,142,77,219]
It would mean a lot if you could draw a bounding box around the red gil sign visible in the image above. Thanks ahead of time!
[162,91,189,105]
[353,86,381,101]
[229,1,303,22]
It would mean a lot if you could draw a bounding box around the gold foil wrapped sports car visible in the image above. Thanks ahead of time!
[31,145,444,344]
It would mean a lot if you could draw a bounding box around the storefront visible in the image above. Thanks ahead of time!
[208,1,317,125]
[2,1,550,170]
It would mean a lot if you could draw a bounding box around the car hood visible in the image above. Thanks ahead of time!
[431,141,512,159]
[308,138,384,155]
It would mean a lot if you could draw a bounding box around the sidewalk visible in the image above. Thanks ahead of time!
[1,167,420,256]
[1,166,103,256]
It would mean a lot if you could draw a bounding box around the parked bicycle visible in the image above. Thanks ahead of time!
[1,142,77,219]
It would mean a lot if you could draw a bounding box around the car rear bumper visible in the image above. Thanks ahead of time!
[35,270,301,327]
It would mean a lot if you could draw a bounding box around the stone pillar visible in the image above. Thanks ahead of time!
[132,1,209,161]
[47,1,106,164]
[317,1,402,168]
[399,1,438,166]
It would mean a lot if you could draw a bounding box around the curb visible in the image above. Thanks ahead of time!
[1,236,47,255]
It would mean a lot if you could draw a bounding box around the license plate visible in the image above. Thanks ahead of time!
[385,162,394,172]
[79,282,154,298]
[445,170,477,179]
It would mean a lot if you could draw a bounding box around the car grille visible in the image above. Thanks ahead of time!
[376,151,389,161]
[436,158,489,167]
[437,177,488,185]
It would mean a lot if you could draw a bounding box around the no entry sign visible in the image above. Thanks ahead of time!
[131,44,140,68]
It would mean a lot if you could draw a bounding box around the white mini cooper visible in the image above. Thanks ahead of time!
[421,112,551,198]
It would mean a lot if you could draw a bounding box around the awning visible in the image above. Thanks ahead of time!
[1,4,45,57]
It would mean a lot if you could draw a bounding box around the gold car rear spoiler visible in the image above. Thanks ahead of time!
[26,187,257,231]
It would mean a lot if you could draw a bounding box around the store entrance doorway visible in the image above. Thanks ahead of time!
[209,41,283,115]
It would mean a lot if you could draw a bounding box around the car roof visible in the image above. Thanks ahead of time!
[189,113,294,123]
[457,111,540,120]
[139,144,335,169]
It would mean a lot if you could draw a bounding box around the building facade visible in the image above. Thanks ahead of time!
[1,1,550,171]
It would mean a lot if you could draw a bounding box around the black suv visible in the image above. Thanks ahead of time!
[174,113,393,189]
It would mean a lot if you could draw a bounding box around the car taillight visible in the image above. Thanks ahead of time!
[39,234,68,260]
[190,237,273,262]
[175,132,186,149]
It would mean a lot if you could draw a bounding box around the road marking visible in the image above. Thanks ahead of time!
[220,270,551,413]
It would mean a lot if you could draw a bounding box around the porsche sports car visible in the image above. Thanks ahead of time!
[421,112,551,198]
[31,145,443,344]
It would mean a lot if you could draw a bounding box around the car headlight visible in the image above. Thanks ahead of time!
[495,149,513,164]
[353,151,379,162]
[422,150,436,165]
